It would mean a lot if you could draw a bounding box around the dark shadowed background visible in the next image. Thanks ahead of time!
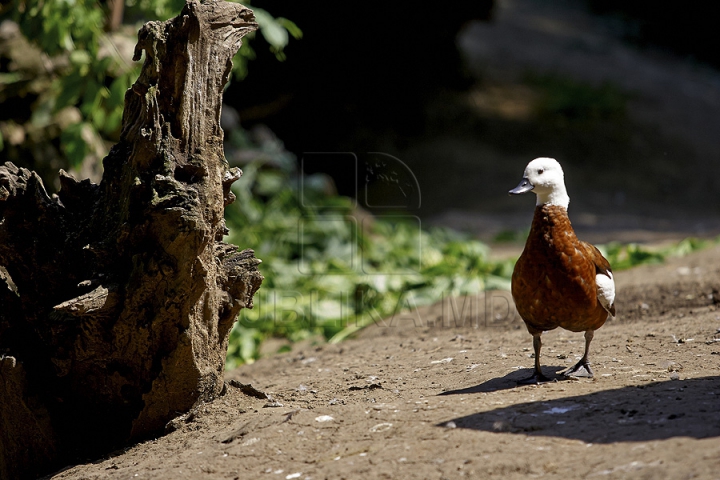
[226,0,720,241]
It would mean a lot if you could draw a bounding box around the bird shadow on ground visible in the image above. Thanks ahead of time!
[437,376,720,443]
[439,366,571,394]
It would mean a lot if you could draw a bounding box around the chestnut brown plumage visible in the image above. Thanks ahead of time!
[510,158,615,384]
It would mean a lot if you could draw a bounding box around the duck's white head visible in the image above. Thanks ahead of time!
[508,157,569,208]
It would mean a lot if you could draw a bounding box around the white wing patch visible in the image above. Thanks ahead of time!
[596,271,615,316]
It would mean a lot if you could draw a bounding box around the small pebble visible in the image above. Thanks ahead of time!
[369,422,393,432]
[430,358,453,364]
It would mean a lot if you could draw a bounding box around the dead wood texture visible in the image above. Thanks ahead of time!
[0,2,262,478]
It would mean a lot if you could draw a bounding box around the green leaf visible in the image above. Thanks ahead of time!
[239,327,259,363]
[0,72,25,84]
[277,18,303,40]
[91,106,107,131]
[79,80,102,116]
[69,49,92,66]
[54,71,85,111]
[253,8,289,50]
[60,121,89,168]
[108,75,130,108]
[104,109,123,136]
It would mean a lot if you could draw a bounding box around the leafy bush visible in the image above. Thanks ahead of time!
[1,0,300,169]
[223,131,515,366]
[223,130,719,366]
[598,237,718,271]
[4,2,716,370]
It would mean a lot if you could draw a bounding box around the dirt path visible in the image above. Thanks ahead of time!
[45,4,720,479]
[51,245,720,479]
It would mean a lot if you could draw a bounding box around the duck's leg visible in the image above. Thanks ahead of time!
[563,330,594,378]
[518,333,552,384]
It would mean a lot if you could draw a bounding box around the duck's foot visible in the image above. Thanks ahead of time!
[517,371,554,385]
[562,361,594,378]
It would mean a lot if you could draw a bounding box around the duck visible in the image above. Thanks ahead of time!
[509,157,615,384]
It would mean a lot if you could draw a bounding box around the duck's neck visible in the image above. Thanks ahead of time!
[530,204,577,245]
[535,186,570,209]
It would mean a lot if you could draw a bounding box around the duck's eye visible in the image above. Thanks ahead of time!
[538,168,544,175]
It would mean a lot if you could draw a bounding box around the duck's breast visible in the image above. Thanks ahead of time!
[512,206,609,333]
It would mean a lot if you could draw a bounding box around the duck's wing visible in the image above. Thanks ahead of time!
[580,241,616,316]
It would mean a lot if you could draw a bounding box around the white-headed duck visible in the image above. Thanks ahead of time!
[509,157,615,384]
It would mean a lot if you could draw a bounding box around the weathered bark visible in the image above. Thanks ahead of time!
[0,2,262,478]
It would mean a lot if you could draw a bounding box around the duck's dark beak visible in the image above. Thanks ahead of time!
[509,177,534,195]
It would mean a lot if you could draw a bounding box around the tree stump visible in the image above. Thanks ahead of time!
[0,2,262,478]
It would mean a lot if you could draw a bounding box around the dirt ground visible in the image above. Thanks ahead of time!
[41,2,720,478]
[50,244,720,480]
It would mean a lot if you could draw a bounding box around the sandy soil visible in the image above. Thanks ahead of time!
[42,4,720,478]
[50,245,720,480]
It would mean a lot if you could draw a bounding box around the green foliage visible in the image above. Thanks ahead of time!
[599,236,719,271]
[663,237,716,257]
[223,143,513,367]
[12,0,105,58]
[59,122,90,167]
[598,242,665,270]
[223,131,718,366]
[8,0,128,166]
[493,228,529,244]
[124,0,301,79]
[2,0,300,168]
[230,7,301,79]
[525,73,629,124]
